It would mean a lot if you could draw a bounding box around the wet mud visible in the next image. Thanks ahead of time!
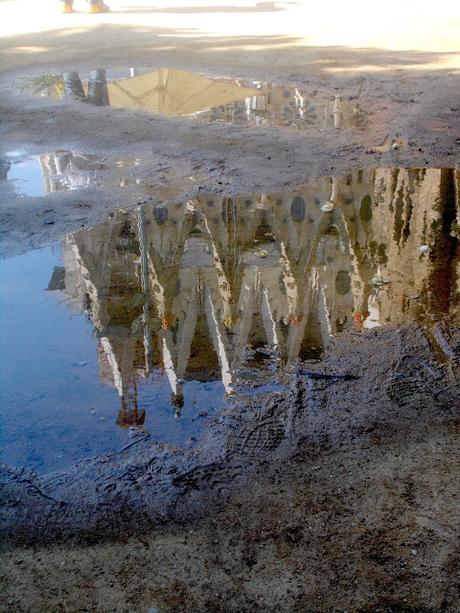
[2,167,459,469]
[1,321,459,611]
[0,17,460,608]
[1,59,459,262]
[1,167,460,612]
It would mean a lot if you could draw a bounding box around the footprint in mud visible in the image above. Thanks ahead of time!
[233,417,286,457]
[387,354,445,408]
[172,461,243,493]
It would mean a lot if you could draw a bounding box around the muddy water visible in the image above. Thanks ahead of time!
[21,67,371,131]
[0,167,458,475]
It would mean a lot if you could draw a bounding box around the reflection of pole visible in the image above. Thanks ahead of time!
[117,378,146,428]
[137,205,152,375]
[231,267,258,372]
[161,333,184,415]
[336,203,372,316]
[202,212,233,325]
[87,69,109,106]
[295,88,305,119]
[63,71,86,102]
[286,268,319,362]
[261,285,279,346]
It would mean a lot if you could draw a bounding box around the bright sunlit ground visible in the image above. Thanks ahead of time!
[1,0,459,58]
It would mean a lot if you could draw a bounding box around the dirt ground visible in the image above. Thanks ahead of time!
[0,2,459,611]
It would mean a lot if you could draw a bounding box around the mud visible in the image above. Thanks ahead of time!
[1,322,460,611]
[2,168,459,472]
[1,61,459,258]
[1,167,460,611]
[1,2,460,611]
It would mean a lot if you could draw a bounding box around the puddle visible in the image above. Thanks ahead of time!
[1,150,167,197]
[2,151,49,197]
[1,149,203,198]
[0,246,227,473]
[1,150,108,197]
[20,67,371,131]
[1,167,458,474]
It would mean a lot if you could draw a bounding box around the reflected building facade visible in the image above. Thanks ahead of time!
[54,168,459,424]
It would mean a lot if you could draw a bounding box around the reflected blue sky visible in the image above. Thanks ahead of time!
[6,154,46,197]
[0,247,224,473]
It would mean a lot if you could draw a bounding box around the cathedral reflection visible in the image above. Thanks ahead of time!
[52,168,459,426]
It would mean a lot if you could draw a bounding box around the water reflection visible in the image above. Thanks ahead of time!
[40,151,105,192]
[1,150,145,196]
[27,67,370,131]
[52,168,459,427]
